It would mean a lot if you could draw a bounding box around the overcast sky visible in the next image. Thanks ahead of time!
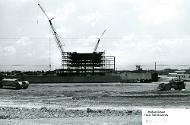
[0,0,190,71]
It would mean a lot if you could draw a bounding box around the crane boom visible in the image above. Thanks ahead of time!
[38,4,64,67]
[38,4,50,20]
[93,29,107,52]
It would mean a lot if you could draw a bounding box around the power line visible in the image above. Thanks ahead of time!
[0,64,49,67]
[0,64,190,67]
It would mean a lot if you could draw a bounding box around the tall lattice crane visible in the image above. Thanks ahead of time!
[93,29,108,52]
[38,4,64,68]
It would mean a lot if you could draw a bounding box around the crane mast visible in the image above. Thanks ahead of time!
[93,29,107,52]
[38,4,64,68]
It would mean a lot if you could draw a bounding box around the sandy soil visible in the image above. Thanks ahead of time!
[0,82,189,124]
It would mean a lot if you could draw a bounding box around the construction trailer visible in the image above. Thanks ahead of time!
[56,52,115,75]
[119,70,158,83]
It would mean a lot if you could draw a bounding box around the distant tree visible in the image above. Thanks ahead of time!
[0,73,3,81]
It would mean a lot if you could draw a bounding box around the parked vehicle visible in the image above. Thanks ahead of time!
[0,78,29,89]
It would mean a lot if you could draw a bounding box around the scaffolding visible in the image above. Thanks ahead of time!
[56,52,115,75]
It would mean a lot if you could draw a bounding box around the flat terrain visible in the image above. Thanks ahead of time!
[0,82,190,124]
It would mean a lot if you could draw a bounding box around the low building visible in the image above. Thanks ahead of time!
[120,71,153,83]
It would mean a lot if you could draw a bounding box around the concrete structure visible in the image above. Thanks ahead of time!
[120,72,152,83]
[58,52,115,75]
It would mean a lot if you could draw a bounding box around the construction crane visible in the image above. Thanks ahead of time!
[93,29,108,52]
[38,4,64,68]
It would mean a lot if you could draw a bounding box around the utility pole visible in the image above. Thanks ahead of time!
[155,62,157,72]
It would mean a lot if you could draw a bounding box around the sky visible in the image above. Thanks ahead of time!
[0,0,190,71]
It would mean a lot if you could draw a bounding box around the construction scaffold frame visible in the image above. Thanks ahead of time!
[56,52,115,75]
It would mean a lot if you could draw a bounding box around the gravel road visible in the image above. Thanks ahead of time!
[0,82,189,124]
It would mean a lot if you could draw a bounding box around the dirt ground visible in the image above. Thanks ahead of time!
[0,82,189,124]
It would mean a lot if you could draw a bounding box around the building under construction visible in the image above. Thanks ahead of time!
[55,52,115,75]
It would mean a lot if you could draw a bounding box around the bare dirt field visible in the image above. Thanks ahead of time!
[0,82,190,124]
